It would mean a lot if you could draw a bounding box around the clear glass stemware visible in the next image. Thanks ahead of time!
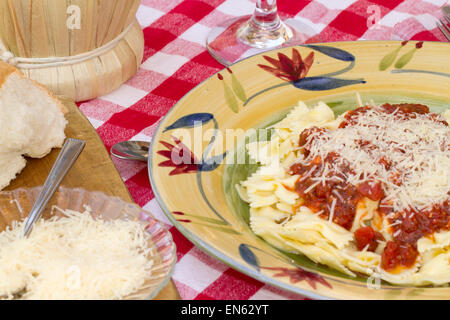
[206,0,319,66]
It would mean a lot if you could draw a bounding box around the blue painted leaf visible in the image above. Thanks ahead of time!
[164,113,214,132]
[239,244,260,272]
[199,152,227,172]
[303,45,355,62]
[293,77,365,91]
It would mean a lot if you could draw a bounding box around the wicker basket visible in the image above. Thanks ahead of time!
[0,0,144,102]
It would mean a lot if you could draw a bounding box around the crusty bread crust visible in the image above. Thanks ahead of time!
[0,61,68,114]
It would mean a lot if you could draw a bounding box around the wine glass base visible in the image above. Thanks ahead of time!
[206,15,321,67]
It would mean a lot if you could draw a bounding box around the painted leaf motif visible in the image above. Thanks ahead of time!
[164,113,214,132]
[174,220,240,234]
[379,46,401,71]
[199,152,228,172]
[293,77,366,91]
[326,101,343,108]
[239,244,260,271]
[303,44,355,62]
[204,226,241,234]
[395,48,416,69]
[223,81,239,113]
[172,211,228,226]
[231,73,247,102]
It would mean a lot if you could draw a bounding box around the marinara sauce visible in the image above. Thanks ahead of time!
[289,103,449,272]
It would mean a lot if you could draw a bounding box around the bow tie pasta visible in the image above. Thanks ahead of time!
[237,101,450,286]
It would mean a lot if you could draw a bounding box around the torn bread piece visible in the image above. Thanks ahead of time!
[0,62,67,189]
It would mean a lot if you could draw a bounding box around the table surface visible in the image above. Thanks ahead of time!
[78,0,448,300]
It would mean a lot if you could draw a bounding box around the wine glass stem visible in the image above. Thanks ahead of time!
[236,0,292,49]
[251,0,281,31]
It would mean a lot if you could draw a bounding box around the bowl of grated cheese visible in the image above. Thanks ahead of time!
[0,187,176,300]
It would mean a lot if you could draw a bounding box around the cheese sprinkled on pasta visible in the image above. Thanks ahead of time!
[238,100,450,286]
[294,105,449,213]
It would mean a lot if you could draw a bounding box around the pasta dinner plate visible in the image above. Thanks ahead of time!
[149,41,450,300]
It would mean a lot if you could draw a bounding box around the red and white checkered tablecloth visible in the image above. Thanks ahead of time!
[78,0,449,300]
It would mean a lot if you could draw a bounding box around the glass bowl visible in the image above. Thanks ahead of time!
[0,187,176,300]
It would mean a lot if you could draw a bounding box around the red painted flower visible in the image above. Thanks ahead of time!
[157,137,199,175]
[258,48,314,82]
[262,267,332,289]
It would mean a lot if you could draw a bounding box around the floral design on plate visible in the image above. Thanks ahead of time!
[261,267,332,289]
[238,244,332,290]
[157,137,198,176]
[244,46,366,106]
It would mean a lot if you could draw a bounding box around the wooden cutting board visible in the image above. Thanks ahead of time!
[4,97,180,300]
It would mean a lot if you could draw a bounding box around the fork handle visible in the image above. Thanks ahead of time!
[23,138,86,237]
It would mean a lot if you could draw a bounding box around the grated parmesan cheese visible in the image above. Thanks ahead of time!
[0,208,154,300]
[329,198,337,222]
[295,106,450,213]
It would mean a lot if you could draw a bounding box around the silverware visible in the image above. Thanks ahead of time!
[23,138,86,237]
[110,141,149,162]
[442,5,450,18]
[437,6,450,40]
[437,17,450,40]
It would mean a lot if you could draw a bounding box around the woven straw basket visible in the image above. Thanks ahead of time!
[0,0,144,102]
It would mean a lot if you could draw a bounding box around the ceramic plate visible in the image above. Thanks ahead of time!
[149,41,450,300]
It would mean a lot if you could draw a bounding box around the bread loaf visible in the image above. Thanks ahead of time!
[0,62,67,190]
